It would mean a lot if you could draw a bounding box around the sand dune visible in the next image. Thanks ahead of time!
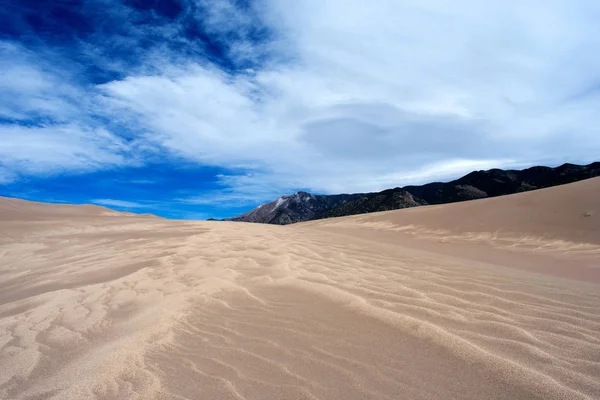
[306,176,600,243]
[1,179,599,399]
[305,177,600,283]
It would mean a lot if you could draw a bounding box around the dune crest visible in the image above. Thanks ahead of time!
[1,179,600,399]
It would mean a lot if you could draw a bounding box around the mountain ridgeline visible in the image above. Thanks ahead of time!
[227,162,600,225]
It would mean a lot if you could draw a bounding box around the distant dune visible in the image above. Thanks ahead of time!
[1,179,599,399]
[307,176,600,243]
[0,196,135,221]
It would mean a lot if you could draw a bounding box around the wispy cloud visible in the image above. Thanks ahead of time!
[0,167,16,184]
[0,124,133,174]
[177,172,287,206]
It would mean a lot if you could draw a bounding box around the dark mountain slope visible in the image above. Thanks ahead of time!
[404,162,600,205]
[317,189,426,219]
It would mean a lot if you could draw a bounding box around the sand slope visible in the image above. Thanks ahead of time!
[1,179,599,399]
[305,175,600,243]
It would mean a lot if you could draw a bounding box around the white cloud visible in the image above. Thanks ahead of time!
[98,65,269,166]
[2,0,600,202]
[0,124,132,175]
[0,42,83,122]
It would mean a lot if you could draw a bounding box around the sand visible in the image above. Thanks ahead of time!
[1,179,599,400]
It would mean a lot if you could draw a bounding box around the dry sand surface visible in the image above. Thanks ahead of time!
[1,178,600,400]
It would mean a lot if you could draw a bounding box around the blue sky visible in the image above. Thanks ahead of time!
[1,0,600,219]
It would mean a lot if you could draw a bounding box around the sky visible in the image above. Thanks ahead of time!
[1,0,599,219]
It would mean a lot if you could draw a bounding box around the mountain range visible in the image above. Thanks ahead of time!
[226,162,600,225]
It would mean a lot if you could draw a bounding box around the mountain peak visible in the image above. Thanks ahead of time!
[289,191,315,201]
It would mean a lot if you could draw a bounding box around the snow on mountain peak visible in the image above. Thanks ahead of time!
[273,197,286,211]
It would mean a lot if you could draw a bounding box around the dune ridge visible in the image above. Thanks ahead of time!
[1,179,599,399]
